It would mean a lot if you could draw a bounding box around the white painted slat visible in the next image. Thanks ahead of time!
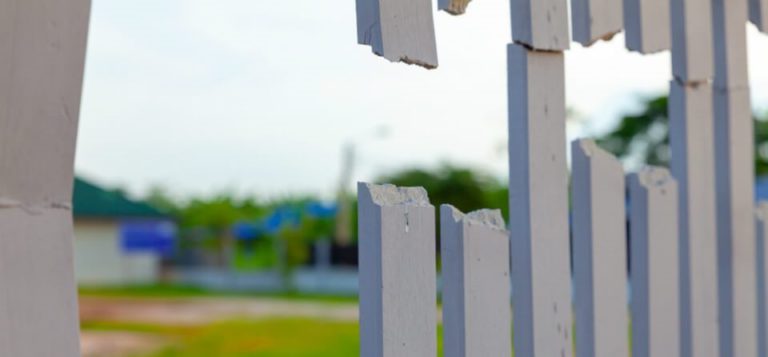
[510,0,570,50]
[629,167,680,357]
[507,43,572,357]
[669,81,719,357]
[441,205,511,357]
[670,0,714,82]
[712,0,750,89]
[0,1,90,355]
[751,0,768,32]
[571,0,623,46]
[358,183,437,357]
[714,86,758,357]
[623,0,670,53]
[756,202,768,357]
[439,0,473,15]
[356,0,438,68]
[571,140,629,357]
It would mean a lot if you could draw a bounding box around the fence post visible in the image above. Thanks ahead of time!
[508,43,572,357]
[623,0,670,53]
[756,202,768,357]
[355,0,437,68]
[441,205,511,357]
[629,168,681,357]
[669,81,719,357]
[711,2,756,355]
[572,140,629,357]
[358,183,437,357]
[0,1,90,356]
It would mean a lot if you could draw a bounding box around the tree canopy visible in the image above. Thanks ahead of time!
[596,95,768,175]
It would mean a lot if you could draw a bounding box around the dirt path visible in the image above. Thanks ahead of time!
[79,296,359,356]
[79,296,359,325]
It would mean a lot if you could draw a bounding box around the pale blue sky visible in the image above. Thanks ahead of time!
[75,0,768,199]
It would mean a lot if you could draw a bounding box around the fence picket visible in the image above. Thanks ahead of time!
[355,0,438,68]
[441,205,511,357]
[629,168,681,357]
[669,81,719,357]
[756,203,768,357]
[623,0,670,53]
[509,0,569,50]
[0,1,90,355]
[571,0,623,46]
[572,140,629,357]
[358,183,437,357]
[751,0,768,32]
[508,43,572,357]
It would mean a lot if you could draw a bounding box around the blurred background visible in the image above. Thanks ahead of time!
[75,1,768,356]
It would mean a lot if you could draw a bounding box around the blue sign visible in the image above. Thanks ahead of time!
[120,220,177,257]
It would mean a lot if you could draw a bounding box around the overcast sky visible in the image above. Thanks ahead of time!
[75,0,768,199]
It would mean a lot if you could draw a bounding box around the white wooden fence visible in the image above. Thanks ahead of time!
[355,0,768,356]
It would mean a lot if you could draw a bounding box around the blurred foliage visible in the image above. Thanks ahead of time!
[376,163,508,220]
[596,95,768,174]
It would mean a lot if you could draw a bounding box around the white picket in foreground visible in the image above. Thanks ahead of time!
[0,1,90,356]
[507,43,572,357]
[572,140,629,357]
[440,205,511,357]
[357,183,437,357]
[355,0,438,68]
[629,168,681,357]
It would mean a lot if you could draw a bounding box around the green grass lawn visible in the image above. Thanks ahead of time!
[83,318,447,357]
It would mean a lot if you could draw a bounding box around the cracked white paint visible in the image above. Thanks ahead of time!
[507,43,572,357]
[441,205,511,357]
[0,0,90,355]
[358,182,437,357]
[356,0,438,68]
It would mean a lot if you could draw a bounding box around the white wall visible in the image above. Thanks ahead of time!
[73,220,159,286]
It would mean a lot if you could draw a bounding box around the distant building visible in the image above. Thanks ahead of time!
[72,177,175,286]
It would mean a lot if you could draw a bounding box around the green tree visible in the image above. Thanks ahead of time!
[596,95,768,175]
[376,163,508,219]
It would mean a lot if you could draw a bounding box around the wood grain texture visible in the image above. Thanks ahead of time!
[507,43,572,357]
[356,0,438,68]
[669,81,719,357]
[0,1,90,356]
[714,86,758,357]
[623,0,670,53]
[510,0,570,50]
[572,140,629,357]
[441,205,511,357]
[571,0,623,46]
[358,183,437,357]
[629,167,681,357]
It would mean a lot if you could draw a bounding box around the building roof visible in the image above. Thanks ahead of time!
[73,177,167,219]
